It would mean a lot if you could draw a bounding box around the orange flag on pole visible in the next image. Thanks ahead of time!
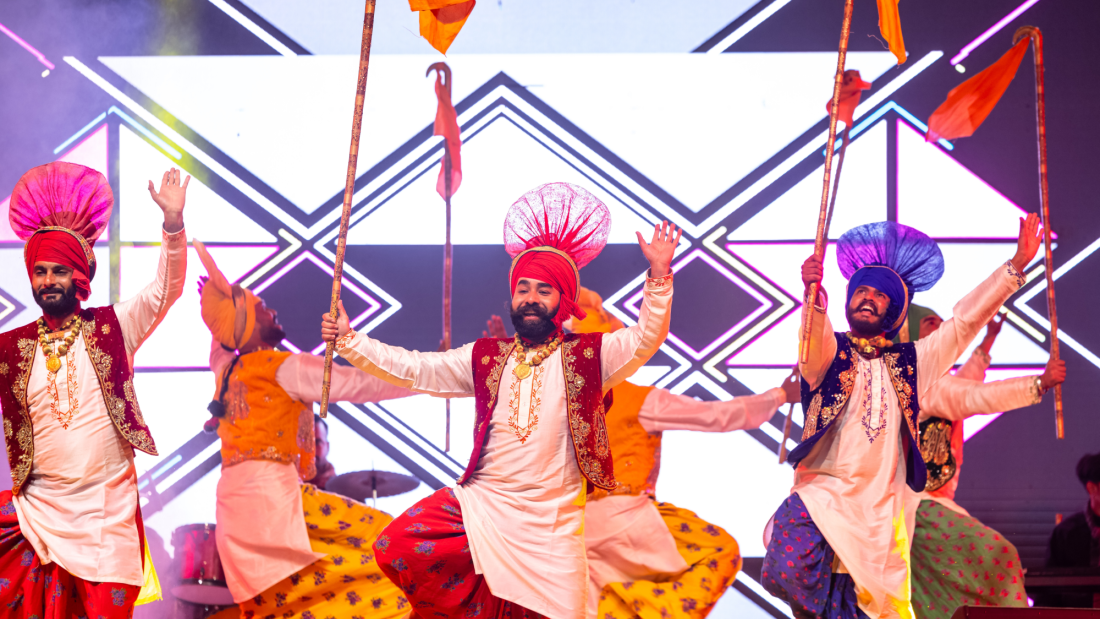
[876,0,906,65]
[925,39,1029,143]
[410,0,475,55]
[432,70,462,199]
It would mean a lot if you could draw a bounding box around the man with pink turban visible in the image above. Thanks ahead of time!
[0,163,189,617]
[322,182,681,619]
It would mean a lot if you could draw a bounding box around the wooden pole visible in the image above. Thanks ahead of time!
[1014,25,1063,439]
[320,0,377,418]
[801,0,855,364]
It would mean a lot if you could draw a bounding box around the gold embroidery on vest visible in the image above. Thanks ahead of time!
[0,363,8,375]
[562,339,614,488]
[801,349,857,441]
[883,352,920,456]
[82,318,157,455]
[11,338,37,493]
[457,340,514,485]
[583,347,594,359]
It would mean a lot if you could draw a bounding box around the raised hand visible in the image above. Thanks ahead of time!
[321,300,350,343]
[635,220,682,278]
[1010,213,1043,273]
[801,254,823,289]
[482,315,508,339]
[148,168,190,234]
[1039,355,1066,392]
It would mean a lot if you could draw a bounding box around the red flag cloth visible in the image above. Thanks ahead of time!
[410,0,475,55]
[926,39,1029,143]
[433,72,462,200]
[877,0,906,65]
[826,70,872,127]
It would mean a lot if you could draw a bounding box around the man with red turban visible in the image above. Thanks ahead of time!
[322,182,680,619]
[0,163,189,617]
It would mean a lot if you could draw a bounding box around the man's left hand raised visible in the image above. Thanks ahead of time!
[148,167,190,234]
[636,220,682,278]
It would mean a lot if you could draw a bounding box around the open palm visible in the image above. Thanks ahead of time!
[636,221,682,278]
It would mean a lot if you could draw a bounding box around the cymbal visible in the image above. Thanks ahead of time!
[326,470,419,501]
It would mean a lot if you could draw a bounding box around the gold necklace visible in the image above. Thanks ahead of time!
[512,333,562,380]
[846,331,892,358]
[37,316,82,428]
[38,316,82,374]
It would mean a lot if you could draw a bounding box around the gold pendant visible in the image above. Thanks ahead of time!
[46,354,61,374]
[513,363,532,380]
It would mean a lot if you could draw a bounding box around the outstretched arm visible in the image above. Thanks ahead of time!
[323,300,475,398]
[602,222,680,388]
[638,370,797,432]
[277,353,416,404]
[116,168,189,358]
[799,254,837,390]
[920,355,1064,421]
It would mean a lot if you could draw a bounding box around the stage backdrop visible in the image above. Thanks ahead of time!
[1,0,1097,617]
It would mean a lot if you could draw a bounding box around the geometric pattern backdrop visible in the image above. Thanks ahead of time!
[2,1,1097,617]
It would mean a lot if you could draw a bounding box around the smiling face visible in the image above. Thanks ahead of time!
[509,277,561,343]
[32,261,80,317]
[845,284,891,337]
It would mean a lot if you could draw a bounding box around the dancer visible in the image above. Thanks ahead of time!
[567,287,800,619]
[322,183,678,619]
[907,307,1065,618]
[761,216,1041,619]
[0,163,188,617]
[194,240,414,619]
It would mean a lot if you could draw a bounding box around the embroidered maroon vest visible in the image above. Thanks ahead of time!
[0,306,158,494]
[458,332,617,491]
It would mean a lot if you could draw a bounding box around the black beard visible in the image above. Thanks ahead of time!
[510,302,558,343]
[34,285,79,318]
[262,324,287,347]
[845,300,887,338]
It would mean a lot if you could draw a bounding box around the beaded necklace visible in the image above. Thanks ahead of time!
[846,331,892,358]
[37,316,83,428]
[512,333,562,380]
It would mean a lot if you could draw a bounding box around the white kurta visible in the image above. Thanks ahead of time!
[916,349,1040,516]
[585,386,785,617]
[793,263,1023,619]
[337,274,673,619]
[13,227,187,586]
[209,343,414,602]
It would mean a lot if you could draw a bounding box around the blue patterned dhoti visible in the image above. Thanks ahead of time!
[761,493,870,619]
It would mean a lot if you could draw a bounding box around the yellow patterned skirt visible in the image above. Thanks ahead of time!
[210,484,408,619]
[599,502,742,619]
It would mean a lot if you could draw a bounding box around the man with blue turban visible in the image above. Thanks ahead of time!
[760,214,1042,619]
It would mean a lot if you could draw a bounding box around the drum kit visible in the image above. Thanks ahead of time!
[171,469,418,618]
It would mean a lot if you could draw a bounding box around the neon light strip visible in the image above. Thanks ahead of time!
[950,0,1043,65]
[0,294,17,324]
[155,440,220,495]
[53,112,107,154]
[311,240,403,337]
[0,21,55,70]
[345,402,459,486]
[1001,306,1045,342]
[65,56,311,238]
[110,106,183,159]
[240,229,302,288]
[835,101,954,151]
[1014,233,1100,369]
[704,0,795,54]
[207,0,297,57]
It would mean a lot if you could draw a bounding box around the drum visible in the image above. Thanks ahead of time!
[171,524,234,606]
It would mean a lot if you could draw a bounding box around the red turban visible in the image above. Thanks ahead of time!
[11,162,111,302]
[504,183,611,329]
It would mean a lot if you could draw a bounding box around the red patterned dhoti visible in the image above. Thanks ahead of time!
[375,487,546,619]
[0,490,140,618]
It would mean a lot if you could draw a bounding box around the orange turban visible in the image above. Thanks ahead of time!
[194,239,257,349]
[569,287,624,335]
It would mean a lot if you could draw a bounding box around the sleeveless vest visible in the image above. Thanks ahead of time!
[918,417,955,493]
[788,333,927,492]
[458,332,617,491]
[0,306,158,495]
[215,350,316,481]
[589,381,660,501]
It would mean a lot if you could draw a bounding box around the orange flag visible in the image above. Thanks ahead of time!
[877,0,906,65]
[410,0,476,55]
[827,70,872,127]
[925,39,1029,143]
[433,72,462,199]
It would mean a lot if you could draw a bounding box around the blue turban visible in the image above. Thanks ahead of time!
[837,222,945,340]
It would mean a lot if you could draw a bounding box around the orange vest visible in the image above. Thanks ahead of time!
[216,350,316,480]
[590,381,660,500]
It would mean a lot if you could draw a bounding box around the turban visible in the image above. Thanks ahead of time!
[11,162,112,302]
[569,286,624,334]
[837,222,944,341]
[504,183,611,329]
[194,239,257,350]
[905,303,941,343]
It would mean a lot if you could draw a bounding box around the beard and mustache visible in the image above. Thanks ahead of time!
[845,298,888,336]
[34,283,79,317]
[509,301,559,343]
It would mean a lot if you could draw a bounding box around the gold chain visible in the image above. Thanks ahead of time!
[512,333,562,380]
[37,316,82,428]
[846,331,892,358]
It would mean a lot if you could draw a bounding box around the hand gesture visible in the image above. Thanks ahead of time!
[482,315,508,339]
[801,254,823,289]
[1039,355,1066,392]
[1010,213,1043,273]
[780,366,801,404]
[321,300,350,343]
[148,168,189,234]
[636,221,682,278]
[985,313,1004,339]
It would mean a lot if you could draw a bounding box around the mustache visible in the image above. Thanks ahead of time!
[515,302,549,317]
[854,301,880,316]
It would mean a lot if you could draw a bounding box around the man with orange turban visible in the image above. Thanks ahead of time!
[0,163,189,617]
[564,287,799,619]
[193,240,415,619]
[322,182,680,619]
